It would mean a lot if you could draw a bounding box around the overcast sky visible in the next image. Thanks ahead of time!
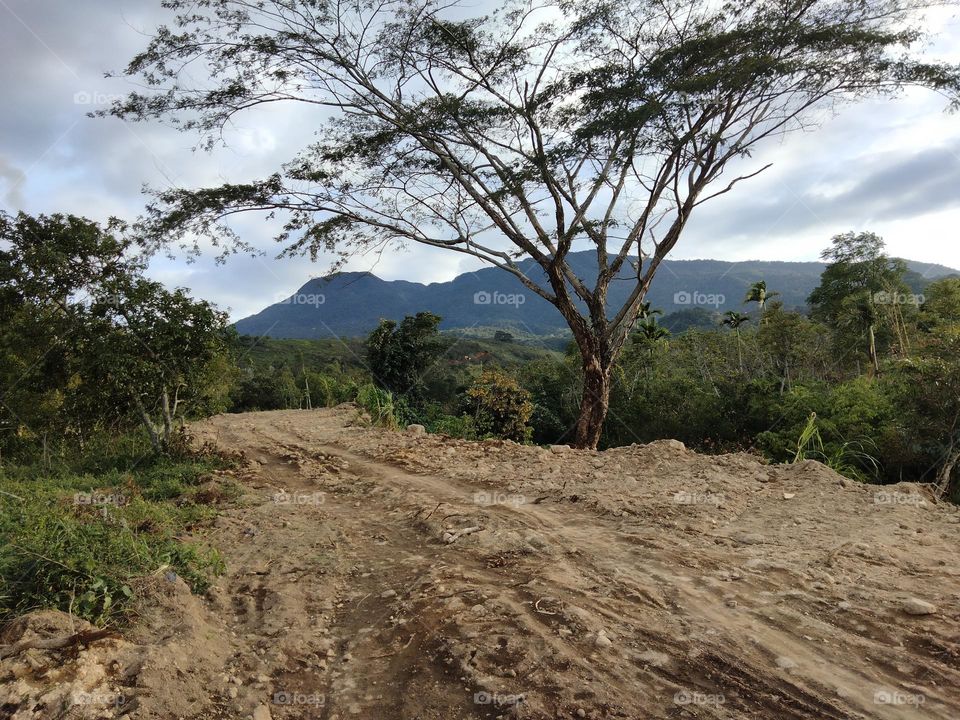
[1,0,959,321]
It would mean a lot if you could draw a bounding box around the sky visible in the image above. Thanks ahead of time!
[1,0,959,321]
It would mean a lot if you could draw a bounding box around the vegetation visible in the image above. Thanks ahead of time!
[0,433,232,626]
[0,212,236,626]
[463,371,535,443]
[104,0,960,448]
[1,214,959,639]
[175,231,960,501]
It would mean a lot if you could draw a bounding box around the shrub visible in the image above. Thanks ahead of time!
[429,414,478,439]
[462,370,534,442]
[355,383,398,428]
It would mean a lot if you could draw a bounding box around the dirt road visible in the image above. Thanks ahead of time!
[4,405,959,719]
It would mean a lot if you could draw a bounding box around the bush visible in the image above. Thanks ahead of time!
[462,370,534,442]
[0,437,230,626]
[429,414,478,439]
[355,383,399,428]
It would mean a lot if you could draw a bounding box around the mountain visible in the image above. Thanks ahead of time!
[233,252,959,338]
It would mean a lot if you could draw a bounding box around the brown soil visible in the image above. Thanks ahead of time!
[3,404,959,719]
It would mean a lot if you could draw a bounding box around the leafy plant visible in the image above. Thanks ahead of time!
[792,412,880,481]
[462,370,534,443]
[355,383,399,429]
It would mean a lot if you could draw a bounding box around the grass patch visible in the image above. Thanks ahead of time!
[0,432,235,627]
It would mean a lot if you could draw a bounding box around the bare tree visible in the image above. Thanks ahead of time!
[105,0,960,447]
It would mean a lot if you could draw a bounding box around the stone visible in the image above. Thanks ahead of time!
[775,656,797,670]
[902,598,937,616]
[252,706,272,720]
[406,424,426,435]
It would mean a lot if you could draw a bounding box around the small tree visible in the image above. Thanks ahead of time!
[105,0,960,448]
[744,281,779,322]
[463,370,534,442]
[721,311,750,370]
[366,312,447,403]
[809,232,909,325]
[84,278,232,452]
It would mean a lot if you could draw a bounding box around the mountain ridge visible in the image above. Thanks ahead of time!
[234,252,959,338]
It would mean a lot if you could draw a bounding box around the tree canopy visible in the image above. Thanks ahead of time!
[104,0,960,447]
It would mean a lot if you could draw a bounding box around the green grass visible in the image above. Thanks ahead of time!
[0,433,234,626]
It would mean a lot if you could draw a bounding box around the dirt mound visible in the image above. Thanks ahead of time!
[4,405,958,719]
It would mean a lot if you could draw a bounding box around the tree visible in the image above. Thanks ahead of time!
[720,310,750,370]
[463,370,534,442]
[808,232,909,325]
[83,278,232,451]
[366,312,447,402]
[0,212,231,454]
[919,277,960,331]
[744,281,779,322]
[0,211,144,447]
[836,290,882,375]
[634,317,671,342]
[887,334,960,499]
[105,0,960,448]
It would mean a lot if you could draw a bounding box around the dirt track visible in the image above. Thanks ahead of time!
[3,405,960,719]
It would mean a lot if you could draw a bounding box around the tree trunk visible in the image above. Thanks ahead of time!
[133,394,163,453]
[161,388,173,444]
[573,354,612,450]
[935,444,960,499]
[868,324,880,375]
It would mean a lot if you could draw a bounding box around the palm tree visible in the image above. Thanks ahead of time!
[721,311,750,370]
[838,291,881,375]
[636,317,671,341]
[744,281,780,323]
[636,301,662,322]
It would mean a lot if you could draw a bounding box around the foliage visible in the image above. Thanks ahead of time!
[106,0,960,448]
[355,383,399,429]
[366,312,448,403]
[0,435,231,626]
[462,370,534,443]
[0,212,233,455]
[790,412,881,482]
